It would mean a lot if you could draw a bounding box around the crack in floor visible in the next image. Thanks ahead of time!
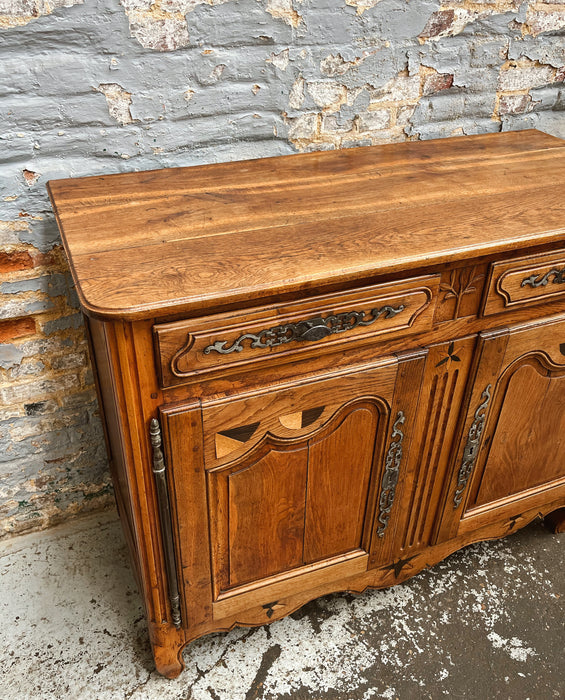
[0,513,562,700]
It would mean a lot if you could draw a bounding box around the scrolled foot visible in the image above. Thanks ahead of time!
[544,507,565,534]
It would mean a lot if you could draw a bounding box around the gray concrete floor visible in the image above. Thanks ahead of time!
[0,509,563,700]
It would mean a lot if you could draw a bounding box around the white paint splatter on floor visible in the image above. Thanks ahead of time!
[487,632,536,662]
[0,510,563,700]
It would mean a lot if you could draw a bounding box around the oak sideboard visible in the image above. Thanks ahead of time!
[48,129,565,678]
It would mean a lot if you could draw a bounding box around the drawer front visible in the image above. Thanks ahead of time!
[154,275,440,387]
[483,248,565,316]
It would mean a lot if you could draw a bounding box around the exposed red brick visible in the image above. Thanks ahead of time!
[22,169,39,186]
[419,10,455,39]
[30,247,65,269]
[423,73,454,96]
[0,317,36,343]
[0,250,34,273]
[498,94,532,115]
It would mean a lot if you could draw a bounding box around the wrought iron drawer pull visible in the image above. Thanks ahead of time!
[521,267,565,288]
[203,304,405,355]
[453,384,492,508]
[376,410,405,537]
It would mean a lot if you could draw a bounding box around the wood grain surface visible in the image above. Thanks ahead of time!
[58,132,565,678]
[48,130,565,320]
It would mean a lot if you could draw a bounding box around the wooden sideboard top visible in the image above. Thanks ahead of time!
[48,129,565,321]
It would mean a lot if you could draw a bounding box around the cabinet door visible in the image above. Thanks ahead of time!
[438,317,565,540]
[209,400,380,593]
[164,351,426,628]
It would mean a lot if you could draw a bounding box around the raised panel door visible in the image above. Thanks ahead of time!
[224,442,309,588]
[471,359,565,506]
[438,316,565,539]
[303,402,379,563]
[163,352,427,625]
[206,398,387,599]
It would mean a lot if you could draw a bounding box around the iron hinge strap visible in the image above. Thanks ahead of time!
[376,410,406,537]
[150,417,182,628]
[453,384,492,509]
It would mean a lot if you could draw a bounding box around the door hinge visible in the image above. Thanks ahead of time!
[150,417,182,628]
[376,410,406,537]
[453,384,492,508]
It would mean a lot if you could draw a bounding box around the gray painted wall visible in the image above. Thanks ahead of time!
[0,0,564,536]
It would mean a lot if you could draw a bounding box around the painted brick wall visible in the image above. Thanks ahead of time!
[0,0,564,538]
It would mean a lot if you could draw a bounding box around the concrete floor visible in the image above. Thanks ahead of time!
[0,510,563,700]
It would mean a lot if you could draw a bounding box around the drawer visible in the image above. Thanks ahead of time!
[483,249,565,317]
[154,275,440,387]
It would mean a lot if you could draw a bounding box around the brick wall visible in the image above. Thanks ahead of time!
[0,0,564,538]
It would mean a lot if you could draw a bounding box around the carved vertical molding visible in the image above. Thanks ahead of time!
[402,369,456,549]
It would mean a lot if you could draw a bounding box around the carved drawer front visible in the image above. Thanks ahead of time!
[483,248,565,316]
[154,275,439,387]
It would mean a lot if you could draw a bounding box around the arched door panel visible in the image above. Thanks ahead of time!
[208,400,384,595]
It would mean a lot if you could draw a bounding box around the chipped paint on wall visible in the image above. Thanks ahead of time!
[345,0,382,16]
[0,0,563,537]
[522,1,565,36]
[263,0,302,27]
[267,48,290,71]
[493,56,565,118]
[96,83,134,125]
[0,0,83,29]
[285,64,462,151]
[117,0,303,52]
[0,232,111,538]
[119,0,192,51]
[419,0,523,42]
[321,51,377,77]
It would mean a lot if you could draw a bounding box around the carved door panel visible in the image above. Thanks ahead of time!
[164,351,426,625]
[209,400,381,594]
[438,317,565,540]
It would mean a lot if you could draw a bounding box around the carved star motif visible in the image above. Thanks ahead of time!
[436,341,462,368]
[262,601,285,619]
[506,514,522,532]
[380,554,418,578]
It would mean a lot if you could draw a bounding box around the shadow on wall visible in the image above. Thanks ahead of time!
[0,217,112,538]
